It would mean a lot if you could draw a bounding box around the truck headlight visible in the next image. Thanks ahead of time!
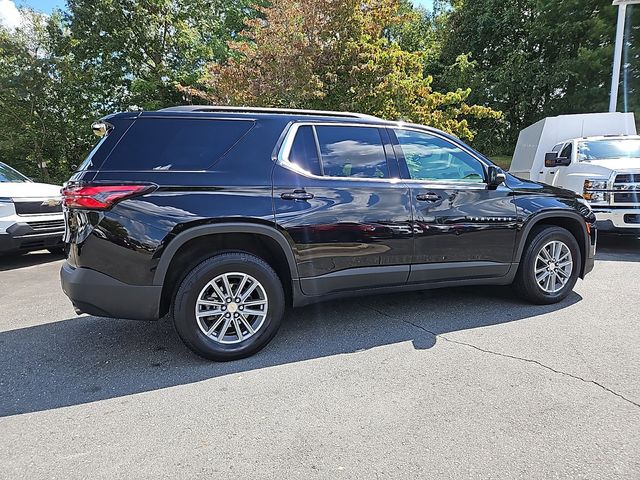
[584,179,608,190]
[583,179,609,204]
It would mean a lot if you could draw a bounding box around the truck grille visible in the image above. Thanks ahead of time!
[26,219,66,233]
[14,199,63,215]
[612,173,640,206]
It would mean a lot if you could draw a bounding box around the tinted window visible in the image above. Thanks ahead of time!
[394,129,485,182]
[560,142,573,159]
[315,126,389,179]
[289,126,322,175]
[101,118,253,171]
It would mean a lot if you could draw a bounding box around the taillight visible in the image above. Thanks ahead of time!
[61,185,151,210]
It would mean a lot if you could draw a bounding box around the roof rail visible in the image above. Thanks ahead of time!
[159,105,382,120]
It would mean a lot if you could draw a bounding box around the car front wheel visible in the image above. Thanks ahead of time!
[514,226,581,304]
[173,252,285,361]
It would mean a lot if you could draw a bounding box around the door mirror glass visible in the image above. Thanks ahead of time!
[487,165,506,187]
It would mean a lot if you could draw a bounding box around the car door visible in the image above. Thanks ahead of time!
[389,127,518,284]
[272,122,414,296]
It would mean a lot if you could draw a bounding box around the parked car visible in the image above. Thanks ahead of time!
[511,112,640,234]
[0,162,64,255]
[60,106,597,361]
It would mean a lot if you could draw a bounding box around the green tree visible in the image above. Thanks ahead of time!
[0,11,95,183]
[195,0,500,140]
[63,0,262,111]
[437,0,617,152]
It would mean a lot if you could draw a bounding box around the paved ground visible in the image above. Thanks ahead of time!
[0,235,639,479]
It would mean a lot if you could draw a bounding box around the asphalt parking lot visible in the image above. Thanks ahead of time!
[1,235,639,479]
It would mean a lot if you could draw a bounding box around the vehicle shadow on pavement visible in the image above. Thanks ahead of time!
[0,251,64,271]
[596,234,640,263]
[0,286,581,417]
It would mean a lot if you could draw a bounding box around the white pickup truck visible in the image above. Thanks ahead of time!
[0,162,65,254]
[511,112,640,234]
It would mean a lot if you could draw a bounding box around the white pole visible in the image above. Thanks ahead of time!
[610,3,627,112]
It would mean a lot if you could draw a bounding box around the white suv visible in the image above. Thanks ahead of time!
[0,162,65,255]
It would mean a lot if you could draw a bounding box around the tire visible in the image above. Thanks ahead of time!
[173,252,285,361]
[513,226,581,305]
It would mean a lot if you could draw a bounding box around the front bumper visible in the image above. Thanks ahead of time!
[60,262,162,320]
[594,209,640,234]
[0,222,64,254]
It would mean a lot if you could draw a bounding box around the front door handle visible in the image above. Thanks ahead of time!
[416,193,441,202]
[281,190,314,201]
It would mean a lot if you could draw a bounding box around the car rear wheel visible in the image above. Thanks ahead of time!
[173,252,285,361]
[514,226,581,304]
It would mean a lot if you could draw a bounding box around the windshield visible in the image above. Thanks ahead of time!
[0,162,30,183]
[577,139,640,161]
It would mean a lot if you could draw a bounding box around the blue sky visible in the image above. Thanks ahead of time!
[16,0,435,15]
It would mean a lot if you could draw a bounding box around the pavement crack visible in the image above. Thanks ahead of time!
[365,305,640,410]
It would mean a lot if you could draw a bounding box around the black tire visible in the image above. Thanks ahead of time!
[513,225,581,305]
[173,252,285,361]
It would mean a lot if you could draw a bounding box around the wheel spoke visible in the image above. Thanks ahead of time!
[242,308,267,317]
[222,274,233,299]
[232,318,243,341]
[198,299,225,307]
[234,274,248,298]
[218,317,232,340]
[241,282,259,302]
[197,309,224,318]
[239,314,255,334]
[206,317,225,335]
[209,281,226,302]
[243,299,267,307]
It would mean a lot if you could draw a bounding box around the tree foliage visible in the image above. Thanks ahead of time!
[194,0,500,140]
[436,0,618,151]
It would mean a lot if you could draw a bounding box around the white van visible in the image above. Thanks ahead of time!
[511,113,640,234]
[0,162,65,254]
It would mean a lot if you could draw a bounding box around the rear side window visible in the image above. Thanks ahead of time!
[288,126,322,176]
[315,126,389,179]
[100,118,253,171]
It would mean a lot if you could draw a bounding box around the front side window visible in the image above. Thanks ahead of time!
[560,142,573,160]
[394,129,485,183]
[315,125,389,179]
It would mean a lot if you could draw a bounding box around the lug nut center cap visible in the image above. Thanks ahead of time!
[227,302,239,313]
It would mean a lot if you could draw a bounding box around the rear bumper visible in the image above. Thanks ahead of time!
[60,262,162,320]
[594,209,640,234]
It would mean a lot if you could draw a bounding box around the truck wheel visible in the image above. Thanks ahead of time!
[173,252,285,361]
[514,226,581,305]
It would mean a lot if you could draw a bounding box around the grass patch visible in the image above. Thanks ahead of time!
[489,155,513,171]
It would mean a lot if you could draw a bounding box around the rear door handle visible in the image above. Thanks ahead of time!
[281,190,314,201]
[416,193,441,202]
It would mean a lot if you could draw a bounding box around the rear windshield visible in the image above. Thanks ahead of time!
[99,118,254,171]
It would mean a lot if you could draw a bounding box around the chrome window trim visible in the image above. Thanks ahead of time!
[276,122,402,183]
[276,121,492,187]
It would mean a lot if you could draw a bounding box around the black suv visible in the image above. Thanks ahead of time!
[60,106,597,361]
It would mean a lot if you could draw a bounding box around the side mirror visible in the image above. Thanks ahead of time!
[545,152,571,167]
[488,165,506,188]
